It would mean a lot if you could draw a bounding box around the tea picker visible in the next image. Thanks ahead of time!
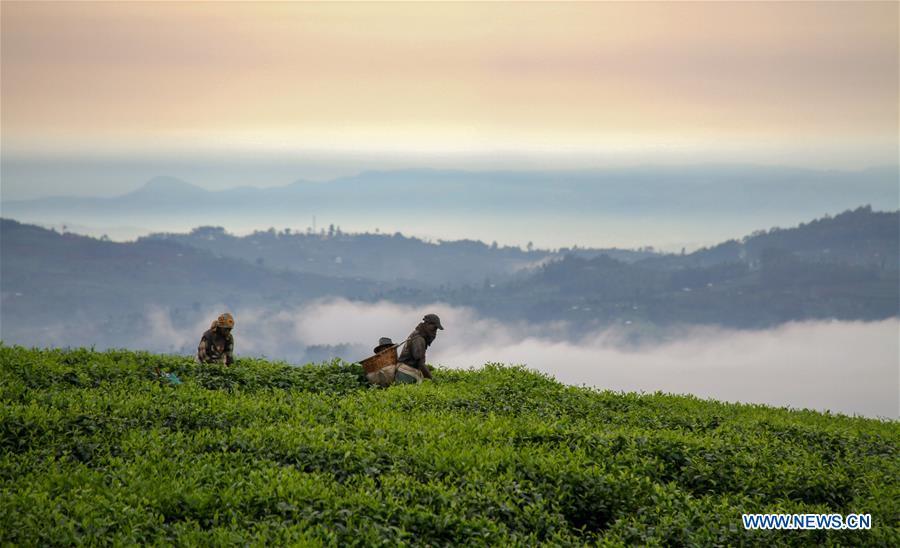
[360,313,444,386]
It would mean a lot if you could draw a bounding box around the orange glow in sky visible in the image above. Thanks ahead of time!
[2,1,897,167]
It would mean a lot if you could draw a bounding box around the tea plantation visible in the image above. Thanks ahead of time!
[1,345,897,546]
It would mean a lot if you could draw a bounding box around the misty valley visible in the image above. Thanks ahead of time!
[2,205,896,362]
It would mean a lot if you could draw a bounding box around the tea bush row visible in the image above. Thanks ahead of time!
[1,345,897,545]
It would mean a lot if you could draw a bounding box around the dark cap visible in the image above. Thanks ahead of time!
[423,313,444,330]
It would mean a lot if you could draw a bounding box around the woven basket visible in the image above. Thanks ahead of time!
[359,346,398,374]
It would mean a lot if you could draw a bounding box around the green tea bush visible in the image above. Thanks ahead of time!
[1,345,897,546]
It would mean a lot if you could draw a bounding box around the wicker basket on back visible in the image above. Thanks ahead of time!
[360,346,399,374]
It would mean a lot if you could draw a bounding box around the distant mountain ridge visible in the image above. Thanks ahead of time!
[129,175,207,196]
[4,165,897,220]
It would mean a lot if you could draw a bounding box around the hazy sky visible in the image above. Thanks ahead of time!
[2,0,898,190]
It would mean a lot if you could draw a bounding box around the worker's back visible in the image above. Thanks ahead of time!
[397,330,426,368]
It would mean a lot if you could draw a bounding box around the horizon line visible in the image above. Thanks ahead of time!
[3,162,898,203]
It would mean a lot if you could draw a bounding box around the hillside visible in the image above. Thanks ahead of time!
[142,226,654,287]
[2,208,898,354]
[639,205,900,270]
[0,219,383,353]
[408,207,899,331]
[142,206,898,292]
[2,346,897,545]
[146,226,554,288]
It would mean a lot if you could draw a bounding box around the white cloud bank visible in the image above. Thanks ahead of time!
[438,318,899,420]
[184,299,897,419]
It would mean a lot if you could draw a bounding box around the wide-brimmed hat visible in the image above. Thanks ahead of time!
[373,337,394,353]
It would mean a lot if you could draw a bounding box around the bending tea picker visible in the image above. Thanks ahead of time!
[360,313,444,387]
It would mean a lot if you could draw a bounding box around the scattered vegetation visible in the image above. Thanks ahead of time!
[2,345,897,545]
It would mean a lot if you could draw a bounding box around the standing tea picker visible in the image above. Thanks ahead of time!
[361,314,444,387]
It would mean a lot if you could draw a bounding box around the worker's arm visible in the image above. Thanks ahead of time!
[407,337,426,366]
[197,336,209,363]
[224,334,235,366]
[408,336,432,379]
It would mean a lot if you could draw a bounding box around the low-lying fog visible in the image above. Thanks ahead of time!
[131,299,900,419]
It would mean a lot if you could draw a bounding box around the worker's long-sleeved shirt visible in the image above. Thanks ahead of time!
[398,331,432,379]
[197,328,234,365]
